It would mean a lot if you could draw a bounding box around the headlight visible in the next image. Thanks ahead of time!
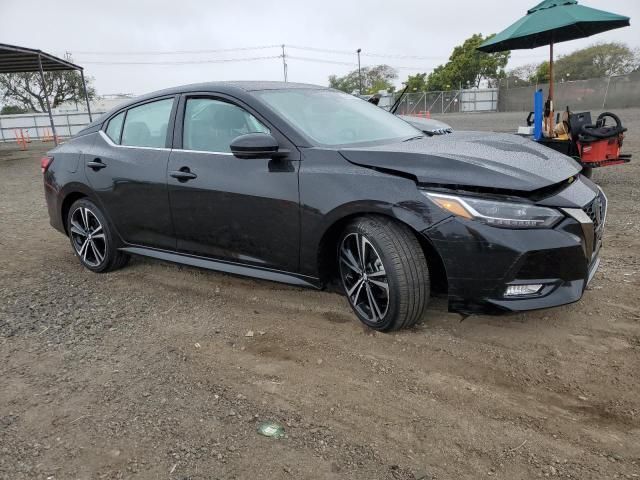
[423,192,562,229]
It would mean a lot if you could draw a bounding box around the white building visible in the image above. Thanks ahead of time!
[53,94,135,115]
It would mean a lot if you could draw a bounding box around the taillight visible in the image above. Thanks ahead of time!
[41,156,53,174]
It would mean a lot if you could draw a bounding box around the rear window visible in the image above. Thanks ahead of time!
[105,111,124,144]
[121,98,174,148]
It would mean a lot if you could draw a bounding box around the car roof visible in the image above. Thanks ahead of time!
[149,80,323,95]
[121,81,324,107]
[85,81,327,130]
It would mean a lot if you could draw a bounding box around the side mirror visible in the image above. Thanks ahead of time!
[230,133,281,159]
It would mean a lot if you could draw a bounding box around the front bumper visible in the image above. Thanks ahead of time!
[423,189,606,315]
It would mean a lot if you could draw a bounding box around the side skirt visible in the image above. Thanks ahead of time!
[119,246,322,289]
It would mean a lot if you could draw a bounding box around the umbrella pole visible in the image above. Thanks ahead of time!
[548,39,554,135]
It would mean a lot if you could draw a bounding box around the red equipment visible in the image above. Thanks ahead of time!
[576,112,631,168]
[532,111,631,176]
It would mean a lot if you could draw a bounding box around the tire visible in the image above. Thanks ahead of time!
[337,216,430,331]
[66,198,129,273]
[582,166,593,179]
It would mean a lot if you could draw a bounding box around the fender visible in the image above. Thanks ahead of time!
[56,181,125,245]
[298,148,452,278]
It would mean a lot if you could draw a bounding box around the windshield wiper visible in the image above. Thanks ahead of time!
[390,85,409,114]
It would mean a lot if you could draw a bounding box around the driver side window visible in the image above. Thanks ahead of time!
[183,98,269,153]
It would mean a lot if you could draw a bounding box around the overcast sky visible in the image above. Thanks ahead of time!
[2,0,638,95]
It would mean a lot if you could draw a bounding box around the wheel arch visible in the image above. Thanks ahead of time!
[316,211,448,295]
[60,192,88,236]
[58,184,104,236]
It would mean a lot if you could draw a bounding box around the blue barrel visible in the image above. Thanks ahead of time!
[533,89,543,141]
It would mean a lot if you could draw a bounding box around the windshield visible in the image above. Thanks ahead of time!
[254,88,421,146]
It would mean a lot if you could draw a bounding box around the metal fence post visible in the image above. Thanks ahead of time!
[602,75,612,109]
[80,69,93,122]
[0,117,4,142]
[37,53,58,145]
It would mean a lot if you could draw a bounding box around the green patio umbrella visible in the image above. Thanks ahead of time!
[478,0,630,132]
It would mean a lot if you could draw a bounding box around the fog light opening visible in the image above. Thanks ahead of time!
[504,284,544,297]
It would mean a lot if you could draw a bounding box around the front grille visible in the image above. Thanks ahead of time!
[583,189,607,256]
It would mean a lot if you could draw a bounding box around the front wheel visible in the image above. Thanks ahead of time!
[338,216,430,331]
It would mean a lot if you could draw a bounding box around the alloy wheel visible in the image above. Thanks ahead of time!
[70,206,106,267]
[339,232,389,324]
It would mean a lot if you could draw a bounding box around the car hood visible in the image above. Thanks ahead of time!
[339,131,581,192]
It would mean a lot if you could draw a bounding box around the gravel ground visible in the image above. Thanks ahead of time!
[1,110,639,480]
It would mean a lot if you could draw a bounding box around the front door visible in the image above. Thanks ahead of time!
[167,95,300,272]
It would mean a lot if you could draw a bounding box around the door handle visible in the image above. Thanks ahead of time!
[87,158,106,170]
[169,167,197,181]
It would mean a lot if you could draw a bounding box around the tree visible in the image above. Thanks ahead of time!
[424,33,510,91]
[533,61,550,83]
[530,43,639,83]
[329,65,397,94]
[425,65,452,91]
[0,70,96,113]
[558,42,639,78]
[0,105,27,114]
[508,63,539,83]
[402,72,428,92]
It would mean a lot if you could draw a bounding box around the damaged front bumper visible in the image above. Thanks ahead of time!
[423,186,607,315]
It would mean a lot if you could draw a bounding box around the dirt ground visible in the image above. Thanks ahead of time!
[1,109,639,480]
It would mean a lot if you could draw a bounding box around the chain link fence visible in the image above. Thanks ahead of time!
[393,89,498,115]
[497,71,640,112]
[393,72,639,116]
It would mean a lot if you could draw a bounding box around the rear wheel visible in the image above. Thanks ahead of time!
[66,198,129,273]
[338,216,430,331]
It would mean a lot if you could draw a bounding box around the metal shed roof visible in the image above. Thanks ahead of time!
[0,42,82,74]
[0,42,92,145]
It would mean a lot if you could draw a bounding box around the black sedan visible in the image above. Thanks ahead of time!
[43,81,606,331]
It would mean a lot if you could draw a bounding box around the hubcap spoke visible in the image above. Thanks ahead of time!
[78,239,89,261]
[72,207,105,267]
[365,283,383,321]
[80,208,89,230]
[340,248,361,274]
[90,240,104,263]
[70,224,87,237]
[352,280,365,305]
[368,268,386,278]
[339,232,390,323]
[359,235,368,268]
[347,277,364,297]
[369,278,389,292]
[70,218,87,234]
[354,234,363,268]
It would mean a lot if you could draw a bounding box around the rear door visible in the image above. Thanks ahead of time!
[167,93,300,272]
[86,96,177,249]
